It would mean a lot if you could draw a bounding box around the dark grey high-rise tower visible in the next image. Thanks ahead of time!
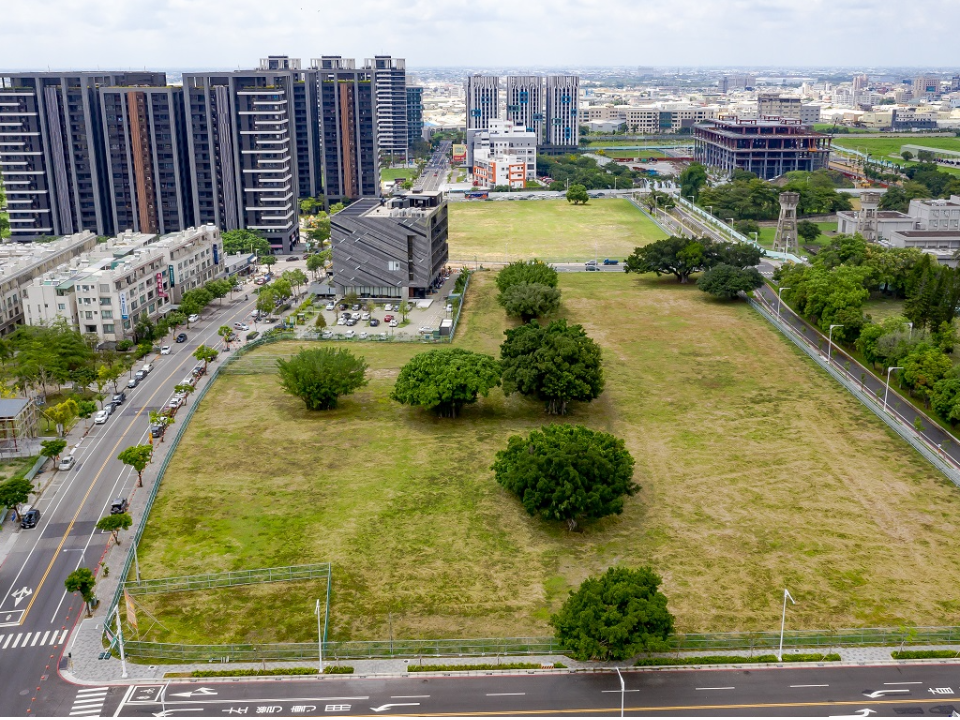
[365,56,408,163]
[314,57,379,202]
[406,85,424,149]
[99,86,193,235]
[0,71,165,240]
[183,58,322,252]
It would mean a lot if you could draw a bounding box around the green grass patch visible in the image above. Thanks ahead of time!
[891,650,960,660]
[449,199,666,263]
[596,149,667,160]
[380,168,416,183]
[134,262,960,646]
[833,137,960,176]
[635,653,840,666]
[189,667,328,678]
[863,297,906,322]
[408,662,557,672]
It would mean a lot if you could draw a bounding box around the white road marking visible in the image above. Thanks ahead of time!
[390,695,430,699]
[10,632,23,648]
[38,630,49,645]
[30,632,41,646]
[696,687,735,690]
[57,628,68,644]
[602,689,641,693]
[791,684,830,688]
[884,681,922,685]
[486,693,525,696]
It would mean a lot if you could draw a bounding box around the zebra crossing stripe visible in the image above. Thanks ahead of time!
[3,633,13,649]
[30,632,40,646]
[39,630,50,645]
[11,633,23,648]
[57,629,68,644]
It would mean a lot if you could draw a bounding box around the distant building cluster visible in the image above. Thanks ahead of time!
[0,56,428,252]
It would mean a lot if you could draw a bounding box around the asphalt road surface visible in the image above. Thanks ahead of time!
[416,141,451,192]
[0,291,261,717]
[49,662,960,717]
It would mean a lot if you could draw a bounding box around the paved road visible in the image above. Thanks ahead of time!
[416,141,451,192]
[68,662,960,717]
[0,291,260,717]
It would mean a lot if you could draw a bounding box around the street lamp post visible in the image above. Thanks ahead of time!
[315,599,324,675]
[114,603,128,679]
[776,287,791,318]
[777,588,796,662]
[883,366,905,413]
[827,324,844,364]
[615,666,625,718]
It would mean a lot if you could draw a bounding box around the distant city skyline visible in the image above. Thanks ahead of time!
[1,0,957,70]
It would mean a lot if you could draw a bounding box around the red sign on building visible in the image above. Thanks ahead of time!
[156,272,167,299]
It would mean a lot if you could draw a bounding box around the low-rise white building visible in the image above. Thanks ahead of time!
[470,120,537,189]
[22,225,224,342]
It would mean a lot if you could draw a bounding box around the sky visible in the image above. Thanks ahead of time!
[1,0,957,71]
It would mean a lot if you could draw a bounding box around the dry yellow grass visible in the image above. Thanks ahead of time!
[135,271,960,645]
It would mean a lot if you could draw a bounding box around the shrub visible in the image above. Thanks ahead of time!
[323,665,355,674]
[246,331,259,341]
[408,662,555,673]
[191,667,319,678]
[634,653,840,666]
[892,649,960,660]
[116,340,133,351]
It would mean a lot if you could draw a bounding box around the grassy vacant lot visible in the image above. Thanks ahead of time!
[449,199,666,263]
[380,167,416,183]
[600,149,667,160]
[134,271,960,645]
[833,136,960,159]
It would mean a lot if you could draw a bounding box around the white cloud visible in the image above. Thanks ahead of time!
[0,0,956,69]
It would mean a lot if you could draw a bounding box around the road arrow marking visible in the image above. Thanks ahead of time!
[829,711,877,718]
[152,710,203,717]
[11,587,32,607]
[170,688,217,698]
[863,689,910,698]
[371,703,421,713]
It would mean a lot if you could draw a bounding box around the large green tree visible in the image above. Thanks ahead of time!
[492,424,637,531]
[96,512,132,545]
[550,566,675,661]
[697,264,763,300]
[192,344,219,372]
[496,260,559,293]
[679,162,708,201]
[40,438,67,464]
[0,477,34,520]
[64,568,97,617]
[625,236,762,284]
[222,229,271,257]
[391,348,501,418]
[901,343,953,405]
[500,319,604,415]
[565,184,589,205]
[497,283,562,322]
[117,445,153,487]
[277,347,368,410]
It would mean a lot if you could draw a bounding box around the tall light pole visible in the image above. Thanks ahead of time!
[776,287,791,319]
[114,603,128,679]
[615,666,625,718]
[315,599,324,675]
[777,588,796,662]
[883,366,904,413]
[827,324,843,365]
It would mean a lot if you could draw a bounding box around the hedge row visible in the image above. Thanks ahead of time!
[190,665,354,678]
[892,650,960,660]
[635,653,841,667]
[408,662,556,673]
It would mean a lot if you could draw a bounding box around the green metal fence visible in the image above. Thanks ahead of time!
[124,563,331,596]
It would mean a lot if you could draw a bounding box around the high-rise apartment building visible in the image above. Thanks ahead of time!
[913,74,942,100]
[465,75,500,131]
[314,57,379,203]
[183,57,321,252]
[544,75,579,149]
[852,73,869,92]
[366,56,408,162]
[757,94,820,126]
[99,86,193,235]
[505,76,545,143]
[406,85,424,148]
[0,71,165,240]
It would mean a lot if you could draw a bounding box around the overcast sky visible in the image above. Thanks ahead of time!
[1,0,956,71]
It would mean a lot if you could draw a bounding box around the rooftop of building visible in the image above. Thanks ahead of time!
[894,230,960,237]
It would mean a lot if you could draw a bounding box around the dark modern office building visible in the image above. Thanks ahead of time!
[314,57,379,203]
[99,86,193,235]
[0,71,165,240]
[694,117,831,180]
[406,85,424,148]
[366,56,408,162]
[183,57,322,252]
[330,191,448,299]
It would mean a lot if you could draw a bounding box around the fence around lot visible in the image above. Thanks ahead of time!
[124,562,331,596]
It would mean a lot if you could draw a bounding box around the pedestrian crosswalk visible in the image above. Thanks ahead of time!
[0,628,68,651]
[69,686,109,717]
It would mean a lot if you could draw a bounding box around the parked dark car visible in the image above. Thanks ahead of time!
[175,333,188,343]
[20,508,40,529]
[286,255,299,262]
[369,318,380,327]
[112,392,126,405]
[110,498,129,514]
[585,265,601,272]
[151,423,165,438]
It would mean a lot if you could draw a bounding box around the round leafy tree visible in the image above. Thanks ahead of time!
[499,319,604,415]
[495,260,559,293]
[492,423,637,531]
[697,263,764,300]
[550,566,674,661]
[391,348,501,418]
[277,347,368,410]
[497,283,562,322]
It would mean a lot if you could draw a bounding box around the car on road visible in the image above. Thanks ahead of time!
[94,410,109,425]
[141,362,153,374]
[112,392,126,405]
[58,455,76,471]
[111,498,129,514]
[160,345,171,355]
[103,402,115,416]
[585,259,598,266]
[233,322,249,331]
[286,255,299,262]
[175,332,187,343]
[150,424,164,438]
[603,258,620,265]
[192,364,205,378]
[585,265,601,272]
[168,396,183,409]
[20,507,40,529]
[134,370,146,381]
[127,377,139,388]
[188,314,200,323]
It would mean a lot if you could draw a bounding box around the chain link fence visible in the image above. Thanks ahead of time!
[124,563,331,596]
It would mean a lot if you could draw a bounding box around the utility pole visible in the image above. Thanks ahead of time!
[115,603,128,679]
[315,599,324,674]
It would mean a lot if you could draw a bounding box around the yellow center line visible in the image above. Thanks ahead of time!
[20,301,250,623]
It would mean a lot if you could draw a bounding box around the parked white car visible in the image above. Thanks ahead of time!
[168,396,183,409]
[188,313,200,323]
[94,410,109,425]
[344,330,356,339]
[384,303,393,312]
[160,345,171,355]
